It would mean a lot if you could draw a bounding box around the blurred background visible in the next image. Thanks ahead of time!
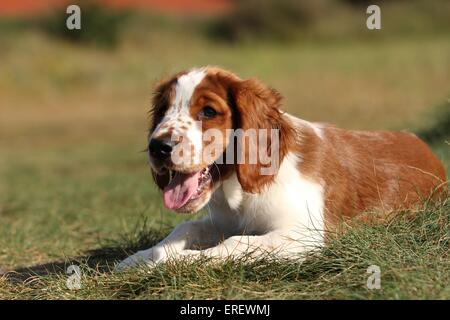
[0,0,449,269]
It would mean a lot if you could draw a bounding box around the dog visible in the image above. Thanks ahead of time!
[116,66,446,270]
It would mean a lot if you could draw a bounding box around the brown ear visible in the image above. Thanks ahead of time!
[148,75,179,189]
[149,76,178,134]
[229,78,293,193]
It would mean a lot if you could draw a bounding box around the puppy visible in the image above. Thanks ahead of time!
[117,67,446,270]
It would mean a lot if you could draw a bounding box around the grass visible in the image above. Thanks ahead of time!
[1,199,449,299]
[0,8,449,299]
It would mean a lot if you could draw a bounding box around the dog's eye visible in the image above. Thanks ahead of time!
[199,106,217,119]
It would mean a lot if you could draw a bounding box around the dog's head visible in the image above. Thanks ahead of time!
[148,67,293,213]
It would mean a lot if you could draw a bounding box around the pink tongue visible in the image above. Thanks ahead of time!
[163,171,200,210]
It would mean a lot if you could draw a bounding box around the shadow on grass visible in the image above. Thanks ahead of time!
[3,228,168,283]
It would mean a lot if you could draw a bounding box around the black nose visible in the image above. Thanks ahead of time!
[149,139,173,160]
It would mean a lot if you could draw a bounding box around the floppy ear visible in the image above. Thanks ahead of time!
[229,78,293,193]
[148,76,178,190]
[149,76,177,134]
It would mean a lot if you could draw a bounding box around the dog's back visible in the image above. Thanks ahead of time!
[309,126,447,226]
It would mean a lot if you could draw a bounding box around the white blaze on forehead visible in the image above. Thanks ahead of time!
[151,68,207,168]
[152,68,206,136]
[170,68,207,114]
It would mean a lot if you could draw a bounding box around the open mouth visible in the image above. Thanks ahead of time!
[163,165,213,210]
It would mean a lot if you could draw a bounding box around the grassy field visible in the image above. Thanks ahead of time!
[0,9,449,299]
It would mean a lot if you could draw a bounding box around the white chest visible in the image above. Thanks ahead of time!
[210,153,325,240]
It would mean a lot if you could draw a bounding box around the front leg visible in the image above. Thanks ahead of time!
[116,218,223,270]
[180,231,315,262]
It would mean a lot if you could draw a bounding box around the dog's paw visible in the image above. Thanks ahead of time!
[115,248,161,272]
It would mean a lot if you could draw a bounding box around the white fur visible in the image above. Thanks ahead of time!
[173,68,206,113]
[210,153,324,241]
[222,172,243,210]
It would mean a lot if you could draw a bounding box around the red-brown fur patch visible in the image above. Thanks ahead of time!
[293,125,447,231]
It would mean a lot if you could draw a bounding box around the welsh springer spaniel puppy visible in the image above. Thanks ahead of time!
[117,67,446,270]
